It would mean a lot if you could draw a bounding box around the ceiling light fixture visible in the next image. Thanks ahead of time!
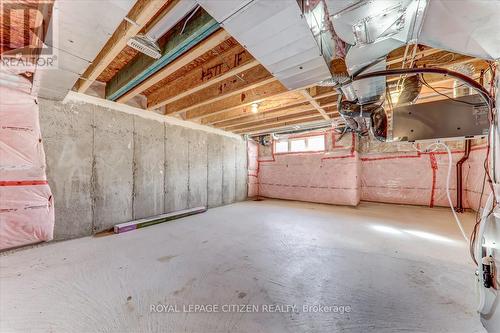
[251,103,259,114]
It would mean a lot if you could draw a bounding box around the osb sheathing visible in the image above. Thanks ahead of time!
[142,37,239,96]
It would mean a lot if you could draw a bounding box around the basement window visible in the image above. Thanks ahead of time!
[290,139,306,152]
[275,134,326,154]
[306,135,325,151]
[275,141,288,153]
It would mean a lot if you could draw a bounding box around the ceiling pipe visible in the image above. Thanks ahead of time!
[350,67,494,106]
[455,139,471,213]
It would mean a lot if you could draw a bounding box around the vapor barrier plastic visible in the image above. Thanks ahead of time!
[0,72,54,250]
[251,130,487,210]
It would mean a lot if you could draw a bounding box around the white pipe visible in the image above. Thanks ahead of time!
[440,142,469,242]
[413,142,468,242]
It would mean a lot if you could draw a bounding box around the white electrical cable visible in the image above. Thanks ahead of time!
[413,142,469,242]
[439,142,470,242]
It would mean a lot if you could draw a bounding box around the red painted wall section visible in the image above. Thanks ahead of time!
[249,129,487,210]
[0,72,54,250]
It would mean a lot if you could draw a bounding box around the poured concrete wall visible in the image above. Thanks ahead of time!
[39,98,247,240]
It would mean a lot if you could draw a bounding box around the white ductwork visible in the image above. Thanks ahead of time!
[329,0,428,104]
[419,0,500,61]
[36,0,136,100]
[196,0,332,90]
[127,0,199,59]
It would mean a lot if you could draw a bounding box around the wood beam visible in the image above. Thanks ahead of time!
[389,50,475,70]
[219,104,316,130]
[226,109,336,132]
[200,91,307,125]
[184,80,288,120]
[164,65,275,115]
[116,29,232,103]
[235,112,336,135]
[386,46,442,67]
[147,45,258,109]
[200,50,484,130]
[300,89,331,120]
[241,118,333,135]
[108,9,218,100]
[75,0,169,93]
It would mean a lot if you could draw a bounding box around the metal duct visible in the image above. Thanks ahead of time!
[127,0,199,59]
[328,0,428,104]
[419,0,500,61]
[37,0,136,100]
[395,74,422,105]
[148,0,198,41]
[196,0,332,89]
[450,63,475,98]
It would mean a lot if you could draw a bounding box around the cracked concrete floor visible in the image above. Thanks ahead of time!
[0,199,485,332]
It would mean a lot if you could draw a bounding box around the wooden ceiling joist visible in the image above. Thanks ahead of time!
[386,45,441,67]
[224,108,334,132]
[116,29,231,103]
[163,65,276,115]
[300,89,331,120]
[199,91,307,125]
[235,112,337,135]
[219,104,316,130]
[233,111,337,133]
[184,80,288,120]
[194,49,480,130]
[147,45,259,109]
[107,9,219,101]
[75,0,169,93]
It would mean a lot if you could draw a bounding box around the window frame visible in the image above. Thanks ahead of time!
[273,133,326,154]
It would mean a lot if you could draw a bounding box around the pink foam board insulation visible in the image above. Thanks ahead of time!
[0,72,54,250]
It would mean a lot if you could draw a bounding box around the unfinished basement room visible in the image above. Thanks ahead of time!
[1,0,500,332]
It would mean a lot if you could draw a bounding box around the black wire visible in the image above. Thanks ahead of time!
[419,75,485,106]
[475,171,487,224]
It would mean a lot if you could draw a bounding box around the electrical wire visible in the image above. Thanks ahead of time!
[413,142,469,242]
[351,63,497,265]
[419,75,484,106]
[468,62,497,266]
[470,170,487,266]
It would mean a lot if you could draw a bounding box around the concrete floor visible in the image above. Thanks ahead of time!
[0,199,485,332]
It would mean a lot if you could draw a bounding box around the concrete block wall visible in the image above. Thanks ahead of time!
[39,98,247,240]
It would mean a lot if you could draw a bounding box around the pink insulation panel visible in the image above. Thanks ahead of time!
[251,129,488,210]
[360,151,467,208]
[0,74,54,250]
[247,140,258,198]
[255,133,360,206]
[464,147,491,211]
